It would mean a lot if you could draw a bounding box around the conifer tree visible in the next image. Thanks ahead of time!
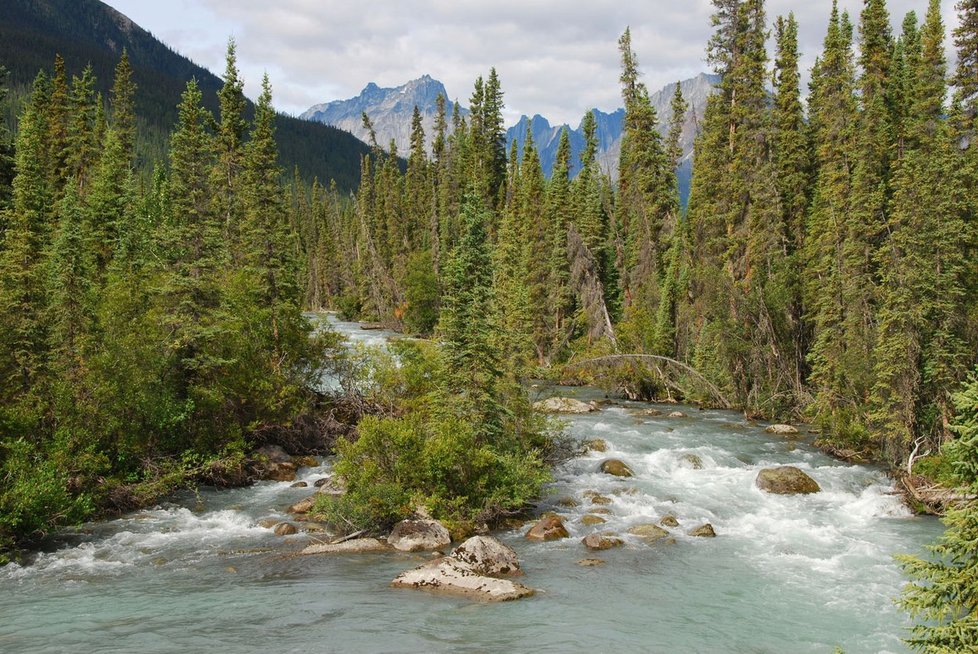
[109,51,137,164]
[546,128,574,358]
[46,182,96,385]
[772,12,813,393]
[0,66,14,210]
[0,74,54,403]
[213,40,248,254]
[804,4,864,444]
[439,196,503,439]
[241,74,304,368]
[898,370,978,652]
[63,65,100,194]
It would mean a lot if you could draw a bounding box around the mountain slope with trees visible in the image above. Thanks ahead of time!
[0,0,370,191]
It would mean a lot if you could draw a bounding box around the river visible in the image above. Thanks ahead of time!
[0,315,943,653]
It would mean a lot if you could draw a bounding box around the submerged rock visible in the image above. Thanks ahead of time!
[391,557,534,602]
[533,397,597,414]
[764,424,800,435]
[659,515,680,528]
[577,558,605,567]
[688,523,717,538]
[585,438,609,452]
[668,411,687,419]
[582,533,624,551]
[450,536,522,576]
[525,515,570,541]
[600,459,635,478]
[627,524,670,542]
[273,522,298,536]
[290,481,309,488]
[681,453,704,469]
[755,466,821,495]
[555,496,580,508]
[300,538,389,555]
[581,514,607,526]
[388,519,451,552]
[589,494,612,506]
[630,408,663,418]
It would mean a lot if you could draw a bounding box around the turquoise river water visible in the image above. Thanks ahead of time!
[0,316,943,653]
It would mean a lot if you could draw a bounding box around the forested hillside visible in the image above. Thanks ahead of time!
[0,0,370,191]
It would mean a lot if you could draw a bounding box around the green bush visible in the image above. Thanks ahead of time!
[316,340,553,533]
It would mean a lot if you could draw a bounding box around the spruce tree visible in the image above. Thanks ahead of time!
[109,50,137,164]
[439,195,503,439]
[213,40,248,254]
[0,73,54,404]
[898,370,978,652]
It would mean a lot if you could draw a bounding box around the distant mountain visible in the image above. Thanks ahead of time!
[505,73,720,205]
[301,75,469,155]
[303,73,718,204]
[0,0,370,191]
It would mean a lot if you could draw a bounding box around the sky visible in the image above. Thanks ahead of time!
[104,0,961,127]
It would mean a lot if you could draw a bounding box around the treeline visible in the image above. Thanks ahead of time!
[304,0,978,470]
[0,46,322,559]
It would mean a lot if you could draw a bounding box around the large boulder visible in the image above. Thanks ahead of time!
[600,459,635,478]
[525,515,570,541]
[627,524,670,542]
[755,466,821,495]
[388,519,452,552]
[582,533,624,551]
[765,424,800,435]
[391,557,534,601]
[533,397,597,414]
[301,538,389,555]
[450,536,522,576]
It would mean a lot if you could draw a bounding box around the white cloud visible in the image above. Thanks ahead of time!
[107,0,961,126]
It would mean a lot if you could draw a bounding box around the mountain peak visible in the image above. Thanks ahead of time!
[301,75,467,153]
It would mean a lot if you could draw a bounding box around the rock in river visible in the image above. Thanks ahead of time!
[273,522,297,536]
[532,397,597,414]
[755,466,821,495]
[688,523,717,538]
[388,519,452,552]
[450,536,522,576]
[391,557,534,602]
[525,515,570,541]
[764,424,800,435]
[585,438,608,452]
[582,533,624,551]
[287,495,318,515]
[628,524,670,542]
[600,459,635,478]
